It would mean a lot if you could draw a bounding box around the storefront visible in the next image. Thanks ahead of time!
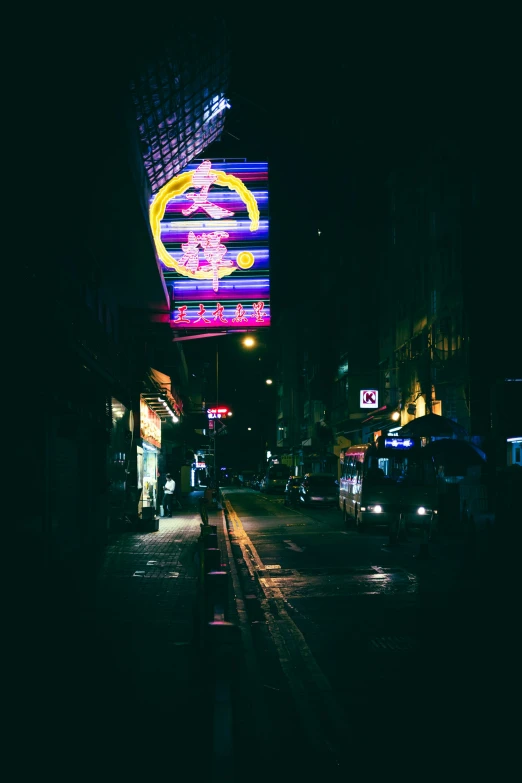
[191,455,207,488]
[138,397,161,521]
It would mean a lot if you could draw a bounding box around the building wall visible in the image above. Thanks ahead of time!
[378,144,472,433]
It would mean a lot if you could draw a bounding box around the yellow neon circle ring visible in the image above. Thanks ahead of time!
[236,251,254,269]
[150,169,260,279]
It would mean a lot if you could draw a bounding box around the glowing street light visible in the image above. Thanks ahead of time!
[265,378,273,385]
[391,411,401,421]
[243,336,255,348]
[247,427,252,431]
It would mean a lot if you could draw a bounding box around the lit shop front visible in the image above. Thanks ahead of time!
[138,398,161,521]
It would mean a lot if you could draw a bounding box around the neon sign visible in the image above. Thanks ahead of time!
[140,399,161,449]
[150,161,270,329]
[207,406,229,419]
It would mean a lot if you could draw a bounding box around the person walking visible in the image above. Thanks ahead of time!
[163,474,176,517]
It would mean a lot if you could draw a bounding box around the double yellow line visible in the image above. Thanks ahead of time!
[223,493,351,767]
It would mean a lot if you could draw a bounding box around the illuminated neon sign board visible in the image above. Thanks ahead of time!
[150,160,270,329]
[360,390,378,408]
[140,399,161,449]
[207,406,229,419]
[384,437,414,449]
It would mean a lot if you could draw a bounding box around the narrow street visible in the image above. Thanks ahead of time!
[222,487,502,777]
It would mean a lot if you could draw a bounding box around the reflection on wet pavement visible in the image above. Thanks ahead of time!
[260,565,418,597]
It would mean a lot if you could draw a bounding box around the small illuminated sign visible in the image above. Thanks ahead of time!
[384,437,414,449]
[360,390,378,408]
[207,406,229,419]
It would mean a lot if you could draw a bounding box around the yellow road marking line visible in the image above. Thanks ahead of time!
[223,492,351,760]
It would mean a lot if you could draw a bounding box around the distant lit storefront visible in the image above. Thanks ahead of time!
[108,397,131,529]
[507,437,522,467]
[138,397,161,520]
[191,455,207,488]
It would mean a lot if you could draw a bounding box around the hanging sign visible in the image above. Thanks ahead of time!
[150,160,270,329]
[360,390,379,409]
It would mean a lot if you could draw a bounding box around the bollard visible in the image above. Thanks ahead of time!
[206,532,218,550]
[204,547,221,574]
[206,570,229,622]
[201,524,217,539]
[398,513,408,542]
[416,519,431,559]
[199,497,209,526]
[387,514,401,547]
[206,621,242,780]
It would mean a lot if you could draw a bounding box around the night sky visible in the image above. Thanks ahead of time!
[180,11,514,472]
[29,9,515,471]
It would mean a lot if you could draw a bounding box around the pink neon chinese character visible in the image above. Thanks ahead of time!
[182,160,235,220]
[194,303,210,323]
[179,231,201,272]
[197,231,233,292]
[172,305,190,323]
[232,303,248,323]
[252,301,265,322]
[212,303,228,323]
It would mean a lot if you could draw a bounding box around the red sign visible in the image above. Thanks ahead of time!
[207,406,229,419]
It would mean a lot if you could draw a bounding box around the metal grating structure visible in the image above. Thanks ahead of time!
[130,22,231,194]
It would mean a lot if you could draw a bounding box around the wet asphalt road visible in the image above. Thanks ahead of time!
[223,488,505,778]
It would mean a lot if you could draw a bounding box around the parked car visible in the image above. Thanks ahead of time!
[239,470,255,487]
[284,476,302,506]
[299,473,339,506]
[260,465,291,494]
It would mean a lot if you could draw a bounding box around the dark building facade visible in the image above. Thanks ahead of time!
[377,138,521,469]
[21,15,230,600]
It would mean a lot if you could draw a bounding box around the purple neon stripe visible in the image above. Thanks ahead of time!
[164,247,270,259]
[161,219,269,233]
[164,191,268,204]
[171,305,271,313]
[174,279,270,291]
[172,291,269,302]
[162,233,269,245]
[171,304,271,328]
[172,320,271,329]
[164,196,269,215]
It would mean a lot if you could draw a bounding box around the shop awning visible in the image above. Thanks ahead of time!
[362,407,397,433]
[398,413,468,438]
[141,367,183,420]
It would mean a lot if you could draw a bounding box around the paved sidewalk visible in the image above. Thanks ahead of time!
[29,492,225,781]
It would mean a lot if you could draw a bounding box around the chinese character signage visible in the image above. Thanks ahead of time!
[140,399,162,449]
[150,161,270,328]
[207,406,229,419]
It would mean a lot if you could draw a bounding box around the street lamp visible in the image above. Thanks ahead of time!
[391,411,401,421]
[243,336,255,348]
[265,378,273,385]
[247,427,252,431]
